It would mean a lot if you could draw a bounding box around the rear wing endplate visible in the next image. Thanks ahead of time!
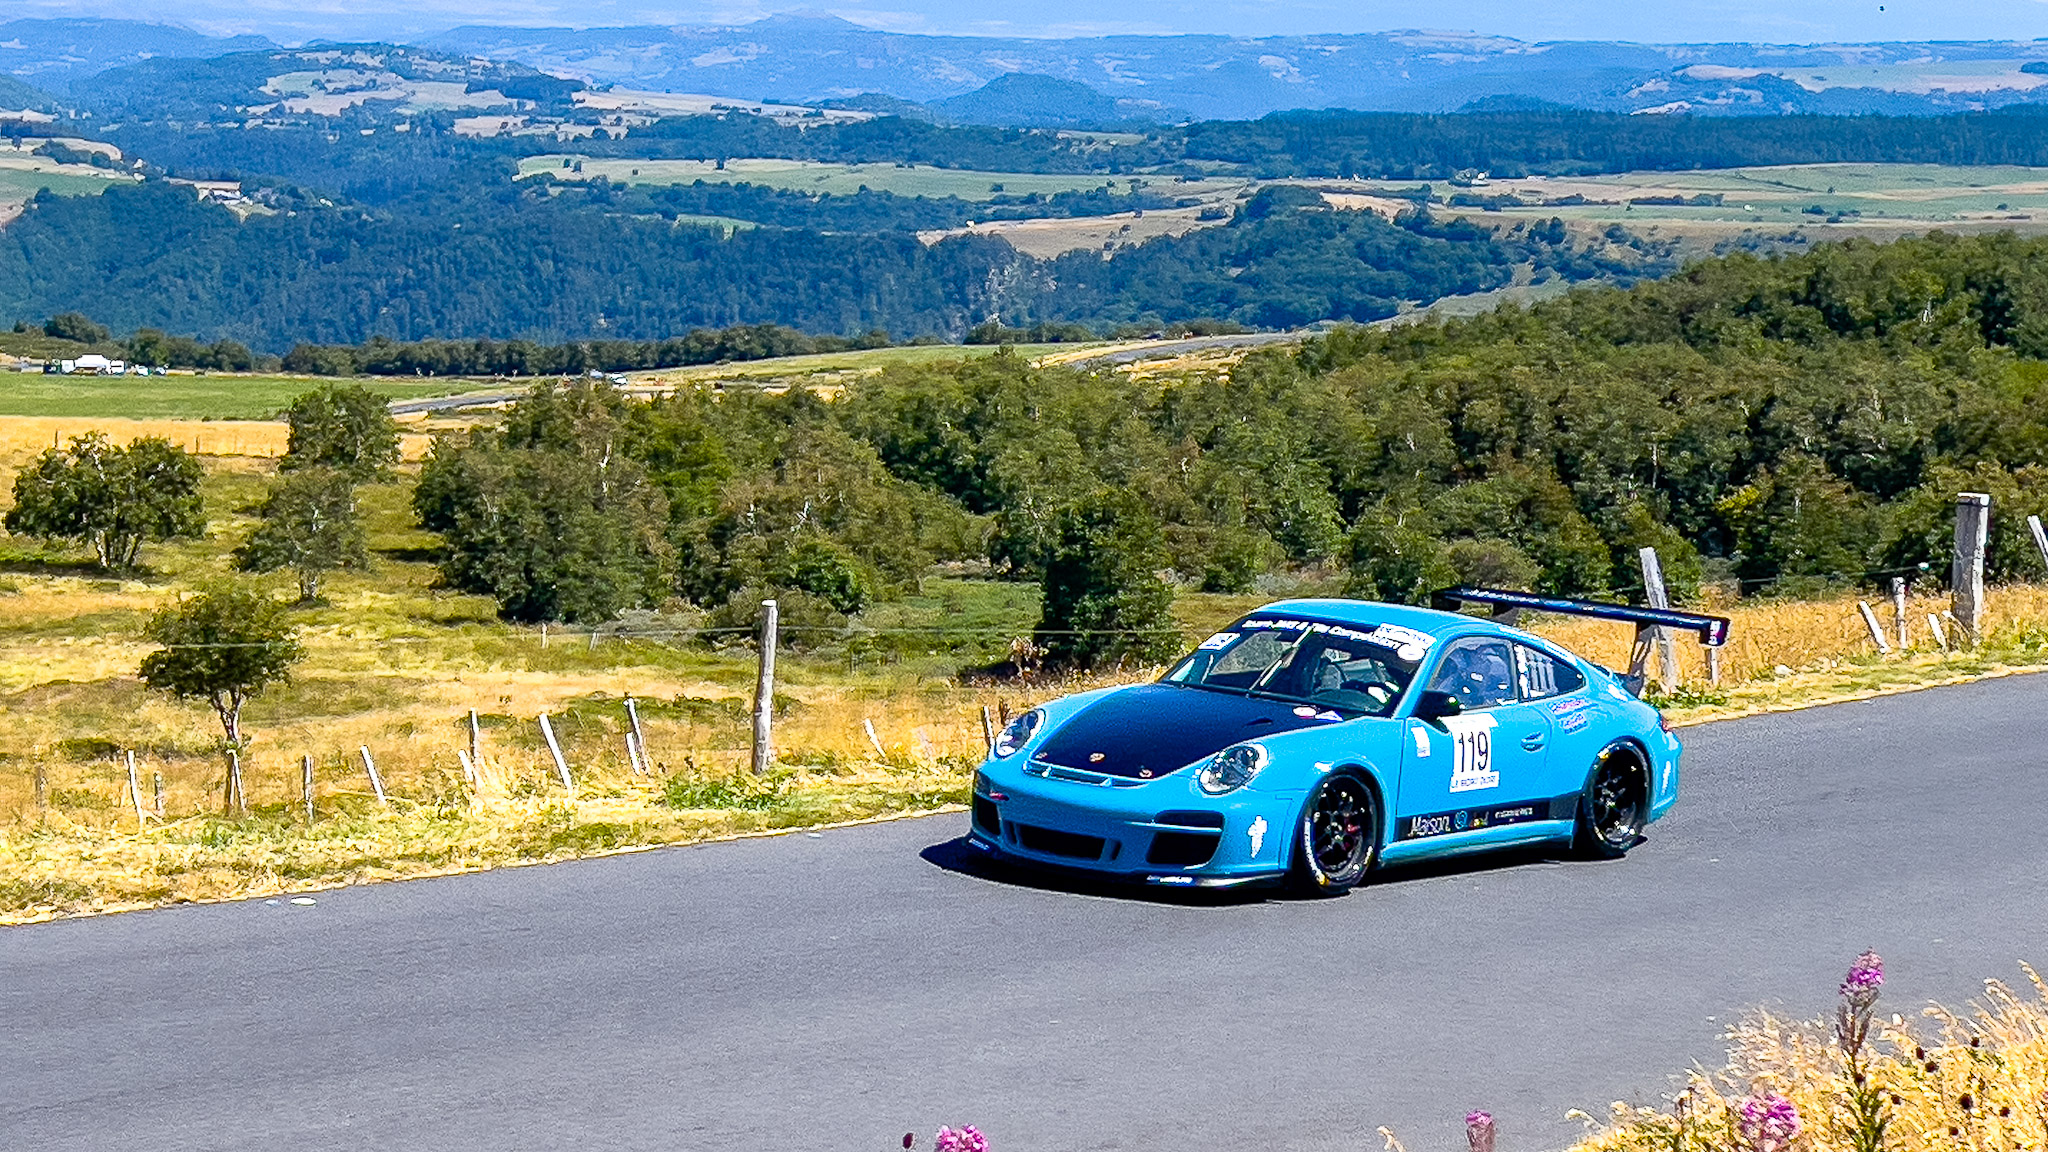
[1430,586,1731,647]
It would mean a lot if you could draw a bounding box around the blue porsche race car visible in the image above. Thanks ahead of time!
[967,587,1730,895]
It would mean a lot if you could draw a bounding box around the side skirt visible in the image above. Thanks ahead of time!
[1379,819,1577,865]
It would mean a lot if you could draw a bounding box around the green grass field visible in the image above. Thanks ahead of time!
[1419,163,2048,231]
[0,374,486,420]
[0,166,131,202]
[517,156,1230,201]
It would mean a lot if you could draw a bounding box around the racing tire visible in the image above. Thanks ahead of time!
[1287,772,1378,896]
[1573,744,1648,860]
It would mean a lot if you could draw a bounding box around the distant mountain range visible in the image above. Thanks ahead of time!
[7,15,2048,123]
[429,14,2048,119]
[0,17,272,95]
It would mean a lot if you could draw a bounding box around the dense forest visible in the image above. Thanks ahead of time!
[0,180,1650,350]
[403,232,2048,648]
[11,100,2048,349]
[88,105,2048,191]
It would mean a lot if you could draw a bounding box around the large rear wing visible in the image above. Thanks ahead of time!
[1429,586,1731,647]
[1430,586,1731,697]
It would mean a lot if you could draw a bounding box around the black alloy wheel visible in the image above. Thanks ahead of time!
[1576,747,1647,859]
[1289,773,1377,895]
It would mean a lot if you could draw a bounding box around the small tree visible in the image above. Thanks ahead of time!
[233,468,369,602]
[43,311,109,344]
[1035,490,1181,669]
[4,433,205,570]
[138,587,304,813]
[283,384,401,481]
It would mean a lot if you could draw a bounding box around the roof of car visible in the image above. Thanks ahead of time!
[1245,598,1502,638]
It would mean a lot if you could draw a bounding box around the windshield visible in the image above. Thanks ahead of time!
[1160,616,1431,716]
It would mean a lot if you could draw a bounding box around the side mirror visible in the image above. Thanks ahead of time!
[1415,690,1464,722]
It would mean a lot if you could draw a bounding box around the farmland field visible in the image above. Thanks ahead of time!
[0,373,486,420]
[1350,162,2048,235]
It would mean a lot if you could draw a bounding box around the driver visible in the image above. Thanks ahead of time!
[1439,645,1515,707]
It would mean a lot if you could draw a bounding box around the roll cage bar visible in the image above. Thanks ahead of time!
[1429,586,1732,696]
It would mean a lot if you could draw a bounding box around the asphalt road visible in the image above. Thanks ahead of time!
[7,675,2048,1152]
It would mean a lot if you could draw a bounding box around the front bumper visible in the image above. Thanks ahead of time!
[969,758,1293,887]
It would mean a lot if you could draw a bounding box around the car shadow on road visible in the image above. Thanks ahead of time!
[919,835,1601,907]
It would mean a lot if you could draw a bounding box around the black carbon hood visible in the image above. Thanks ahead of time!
[1031,683,1328,779]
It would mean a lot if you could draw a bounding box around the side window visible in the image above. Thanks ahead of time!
[1427,639,1518,709]
[1514,644,1587,701]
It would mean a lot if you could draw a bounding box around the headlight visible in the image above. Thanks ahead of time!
[992,709,1043,758]
[1197,742,1268,795]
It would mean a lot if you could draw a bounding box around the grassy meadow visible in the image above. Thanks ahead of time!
[2,401,2047,922]
[0,371,480,420]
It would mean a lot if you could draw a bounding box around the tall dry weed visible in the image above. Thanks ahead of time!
[1580,965,2048,1152]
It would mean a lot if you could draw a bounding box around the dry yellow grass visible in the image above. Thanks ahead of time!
[4,573,2044,923]
[1568,965,2048,1152]
[0,416,433,463]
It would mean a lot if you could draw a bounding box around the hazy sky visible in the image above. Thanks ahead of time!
[17,0,2048,44]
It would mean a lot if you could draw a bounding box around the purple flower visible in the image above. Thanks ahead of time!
[1840,951,1884,1007]
[1837,950,1885,1057]
[1466,1110,1496,1152]
[934,1125,988,1152]
[1738,1093,1801,1152]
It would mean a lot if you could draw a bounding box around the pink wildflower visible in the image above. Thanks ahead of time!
[934,1125,988,1152]
[1739,1093,1801,1152]
[1466,1110,1496,1152]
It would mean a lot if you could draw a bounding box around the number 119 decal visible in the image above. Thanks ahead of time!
[1445,714,1500,793]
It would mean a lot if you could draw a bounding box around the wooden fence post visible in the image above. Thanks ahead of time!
[468,708,481,768]
[751,599,778,776]
[152,771,164,819]
[981,705,996,756]
[1953,492,1991,643]
[1637,547,1682,687]
[1891,576,1910,649]
[1857,601,1891,654]
[1705,645,1721,686]
[2030,514,2048,574]
[360,746,388,805]
[539,714,572,791]
[225,750,245,817]
[540,622,548,650]
[125,751,145,828]
[32,762,46,812]
[456,749,479,788]
[301,754,315,823]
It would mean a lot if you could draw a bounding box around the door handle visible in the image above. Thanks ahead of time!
[1521,733,1546,751]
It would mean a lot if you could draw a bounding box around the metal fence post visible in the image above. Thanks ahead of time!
[360,746,387,805]
[539,714,572,791]
[1891,576,1909,649]
[751,599,779,775]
